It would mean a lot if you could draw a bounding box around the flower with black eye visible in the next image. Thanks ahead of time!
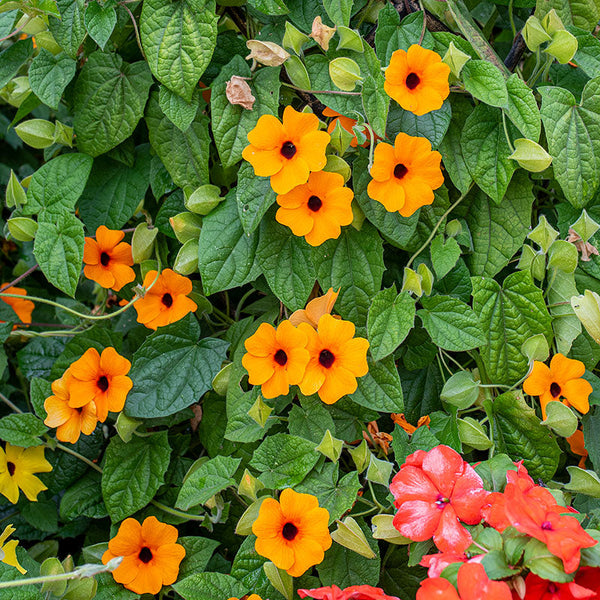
[0,443,52,504]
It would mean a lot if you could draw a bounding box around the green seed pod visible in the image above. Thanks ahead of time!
[173,239,199,276]
[508,138,553,173]
[131,223,158,264]
[282,21,310,54]
[336,26,364,52]
[284,55,311,90]
[7,217,38,242]
[329,57,362,91]
[169,212,202,244]
[544,30,578,64]
[14,119,55,149]
[522,16,552,52]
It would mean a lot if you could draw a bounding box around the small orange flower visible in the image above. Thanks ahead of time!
[44,373,98,444]
[83,226,135,292]
[323,107,364,148]
[289,288,339,329]
[384,44,450,116]
[242,320,310,399]
[1,285,34,324]
[102,516,185,595]
[134,269,197,330]
[298,314,369,404]
[391,413,431,435]
[67,347,132,422]
[276,171,354,246]
[252,488,332,577]
[523,353,592,419]
[364,421,393,455]
[242,105,330,195]
[567,429,588,468]
[367,133,444,217]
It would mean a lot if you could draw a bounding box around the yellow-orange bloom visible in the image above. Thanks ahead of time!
[83,226,135,291]
[102,516,185,595]
[134,269,197,330]
[567,429,588,469]
[523,353,592,419]
[299,314,369,404]
[367,133,444,217]
[391,413,431,435]
[67,347,132,422]
[242,320,310,399]
[0,444,52,504]
[0,524,26,574]
[242,105,330,195]
[289,288,339,329]
[0,285,34,324]
[276,171,354,246]
[44,373,98,443]
[384,44,450,116]
[252,488,331,577]
[323,107,363,148]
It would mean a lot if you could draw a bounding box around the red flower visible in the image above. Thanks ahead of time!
[298,585,400,600]
[420,551,483,578]
[519,573,597,600]
[416,563,512,600]
[390,445,489,553]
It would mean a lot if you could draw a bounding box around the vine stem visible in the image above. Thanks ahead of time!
[501,111,514,153]
[53,442,103,473]
[406,184,473,269]
[281,82,361,96]
[121,3,145,60]
[0,392,24,414]
[0,265,39,293]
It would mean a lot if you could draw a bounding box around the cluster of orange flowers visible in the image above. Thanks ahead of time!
[242,289,369,404]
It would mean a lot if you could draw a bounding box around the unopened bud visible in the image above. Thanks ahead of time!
[571,209,600,244]
[237,469,265,502]
[185,184,223,216]
[14,119,55,149]
[5,170,27,209]
[115,412,142,443]
[315,429,343,462]
[246,40,290,66]
[441,371,479,410]
[7,217,38,242]
[236,497,266,534]
[417,263,433,296]
[310,16,336,51]
[17,15,47,35]
[173,239,199,275]
[329,57,362,91]
[508,138,552,172]
[247,395,272,427]
[442,41,471,78]
[528,215,558,253]
[541,401,578,437]
[544,30,578,64]
[371,514,410,545]
[336,26,364,52]
[366,454,393,486]
[457,417,492,450]
[348,439,370,472]
[169,212,202,244]
[212,362,232,396]
[282,21,310,54]
[401,267,423,297]
[323,154,351,182]
[284,55,311,90]
[521,333,550,362]
[131,223,158,263]
[331,517,376,558]
[328,118,354,155]
[547,239,578,273]
[571,290,600,344]
[541,9,565,36]
[226,76,255,110]
[522,16,551,52]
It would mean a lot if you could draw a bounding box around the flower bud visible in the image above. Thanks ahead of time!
[310,16,336,51]
[328,118,354,155]
[348,439,370,472]
[131,223,158,263]
[442,41,471,78]
[512,576,526,600]
[541,401,578,437]
[17,15,47,35]
[315,429,343,462]
[40,557,67,596]
[571,290,600,344]
[522,16,552,52]
[541,9,565,36]
[173,239,199,275]
[366,454,393,487]
[53,121,74,147]
[169,212,202,244]
[247,395,272,427]
[14,119,55,149]
[446,219,462,238]
[544,30,578,64]
[5,170,27,209]
[371,514,410,545]
[508,138,552,172]
[1,77,30,108]
[565,466,600,498]
[323,154,351,182]
[237,469,265,502]
[331,517,376,559]
[115,412,142,443]
[441,371,480,409]
[401,267,422,297]
[329,57,362,91]
[235,497,266,534]
[246,40,290,66]
[185,184,224,216]
[531,252,546,281]
[528,215,558,254]
[521,333,550,362]
[283,21,310,54]
[547,239,578,273]
[457,417,493,450]
[518,244,536,271]
[263,562,293,600]
[571,209,600,243]
[284,55,311,90]
[212,362,232,396]
[33,31,62,55]
[226,76,255,110]
[336,26,364,52]
[417,263,434,296]
[7,217,38,242]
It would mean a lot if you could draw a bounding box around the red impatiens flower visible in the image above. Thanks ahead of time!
[420,551,483,578]
[298,586,400,600]
[519,572,597,600]
[390,445,489,554]
[416,563,512,600]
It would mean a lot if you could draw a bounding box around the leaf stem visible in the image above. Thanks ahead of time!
[150,500,206,522]
[0,264,39,293]
[501,111,514,153]
[53,442,103,473]
[0,391,24,414]
[281,82,361,96]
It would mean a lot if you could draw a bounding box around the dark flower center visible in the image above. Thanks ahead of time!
[319,349,335,368]
[97,375,109,392]
[162,293,173,308]
[394,164,408,179]
[274,349,288,366]
[282,522,298,541]
[307,195,323,212]
[280,141,297,159]
[548,584,557,593]
[138,547,153,563]
[75,406,83,414]
[406,72,420,90]
[7,462,15,476]
[100,252,110,267]
[550,382,561,398]
[541,521,553,530]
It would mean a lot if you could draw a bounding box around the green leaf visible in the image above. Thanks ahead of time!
[539,77,600,208]
[461,103,516,203]
[211,55,281,169]
[84,0,116,50]
[472,270,552,385]
[60,471,107,520]
[178,537,220,580]
[176,456,241,510]
[49,0,86,58]
[23,153,93,217]
[101,430,171,521]
[33,211,85,297]
[352,355,405,413]
[126,315,229,418]
[465,172,534,277]
[362,75,389,139]
[250,433,320,488]
[0,37,33,89]
[418,295,485,352]
[28,49,76,110]
[493,391,560,481]
[323,0,352,26]
[430,235,461,279]
[236,161,277,235]
[73,51,153,157]
[198,190,261,295]
[505,73,541,142]
[158,85,200,133]
[314,222,385,327]
[461,60,508,108]
[140,0,217,102]
[288,397,336,443]
[146,91,211,189]
[536,0,599,32]
[548,269,581,355]
[386,101,451,149]
[367,287,415,361]
[248,0,288,16]
[256,214,316,311]
[173,572,247,600]
[30,377,51,420]
[0,413,48,447]
[570,26,600,79]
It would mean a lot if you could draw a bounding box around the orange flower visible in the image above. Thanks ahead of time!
[523,353,592,419]
[364,421,393,455]
[1,285,34,324]
[102,516,185,595]
[367,133,444,217]
[134,269,197,330]
[242,320,310,399]
[391,413,431,434]
[276,171,354,246]
[67,347,132,422]
[242,105,330,194]
[567,429,588,468]
[44,373,98,444]
[298,314,369,404]
[384,44,450,116]
[83,226,135,291]
[323,107,363,148]
[289,288,339,329]
[252,488,332,577]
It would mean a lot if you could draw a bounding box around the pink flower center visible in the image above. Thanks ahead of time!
[435,494,450,508]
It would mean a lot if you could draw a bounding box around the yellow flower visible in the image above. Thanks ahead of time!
[0,525,26,574]
[0,444,52,504]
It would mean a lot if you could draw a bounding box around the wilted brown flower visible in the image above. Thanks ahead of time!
[309,16,336,51]
[226,76,255,110]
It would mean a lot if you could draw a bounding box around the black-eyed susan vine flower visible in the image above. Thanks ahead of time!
[0,524,26,574]
[0,284,34,325]
[289,288,339,329]
[0,443,52,504]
